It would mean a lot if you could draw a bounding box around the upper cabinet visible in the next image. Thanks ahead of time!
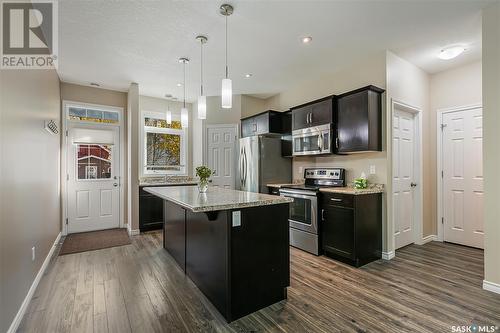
[336,85,384,153]
[291,97,334,130]
[241,110,289,138]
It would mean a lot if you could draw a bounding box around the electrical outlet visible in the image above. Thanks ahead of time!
[370,165,376,175]
[31,246,36,261]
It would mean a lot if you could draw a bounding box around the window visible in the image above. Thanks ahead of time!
[68,106,119,124]
[142,111,187,175]
[77,144,112,180]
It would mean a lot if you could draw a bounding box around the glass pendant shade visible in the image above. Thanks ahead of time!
[166,111,172,125]
[181,107,189,128]
[198,96,207,119]
[221,78,232,109]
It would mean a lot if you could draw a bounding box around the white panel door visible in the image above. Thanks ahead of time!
[442,108,483,248]
[393,109,416,249]
[67,126,120,233]
[207,125,237,189]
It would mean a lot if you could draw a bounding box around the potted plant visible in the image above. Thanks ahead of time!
[195,166,213,193]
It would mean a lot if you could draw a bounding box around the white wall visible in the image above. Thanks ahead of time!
[482,2,500,290]
[386,51,431,251]
[429,61,482,237]
[0,70,61,333]
[127,83,140,233]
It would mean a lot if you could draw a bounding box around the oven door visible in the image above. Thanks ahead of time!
[292,125,331,156]
[279,189,318,234]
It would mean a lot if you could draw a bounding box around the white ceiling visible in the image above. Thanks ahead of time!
[58,0,488,102]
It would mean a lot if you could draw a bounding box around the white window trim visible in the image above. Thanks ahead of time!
[141,110,188,176]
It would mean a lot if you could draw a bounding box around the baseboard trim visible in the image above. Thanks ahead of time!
[419,234,438,245]
[483,280,500,295]
[7,232,62,333]
[128,228,140,236]
[382,251,395,260]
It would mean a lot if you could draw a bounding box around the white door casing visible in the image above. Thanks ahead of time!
[393,108,416,249]
[206,125,238,189]
[441,108,484,249]
[67,126,120,233]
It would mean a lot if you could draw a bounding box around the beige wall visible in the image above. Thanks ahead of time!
[139,95,194,177]
[127,83,140,232]
[0,70,61,332]
[429,61,482,236]
[205,95,242,125]
[241,95,267,118]
[482,2,500,288]
[386,51,431,249]
[60,82,129,226]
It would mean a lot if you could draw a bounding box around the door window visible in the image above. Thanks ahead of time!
[77,144,112,180]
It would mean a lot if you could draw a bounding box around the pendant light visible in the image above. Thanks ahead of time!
[196,35,208,119]
[220,4,233,109]
[166,101,172,125]
[179,57,189,128]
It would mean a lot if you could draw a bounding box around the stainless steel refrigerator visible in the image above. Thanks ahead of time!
[238,136,292,193]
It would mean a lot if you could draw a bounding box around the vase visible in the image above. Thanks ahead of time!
[198,180,208,193]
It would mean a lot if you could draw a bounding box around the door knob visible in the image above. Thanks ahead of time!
[410,182,417,187]
[113,183,119,187]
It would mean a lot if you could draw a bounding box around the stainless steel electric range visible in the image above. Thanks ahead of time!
[279,167,345,255]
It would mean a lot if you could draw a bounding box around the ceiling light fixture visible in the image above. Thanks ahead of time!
[176,83,183,87]
[179,57,189,128]
[196,35,208,120]
[244,73,252,78]
[220,4,233,109]
[166,101,172,125]
[302,36,312,44]
[437,45,466,60]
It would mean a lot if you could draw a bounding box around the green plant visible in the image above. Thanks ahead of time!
[196,166,213,183]
[353,177,368,189]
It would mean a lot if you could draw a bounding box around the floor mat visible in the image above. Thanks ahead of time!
[59,228,131,255]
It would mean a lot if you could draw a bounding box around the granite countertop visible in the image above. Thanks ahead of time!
[144,186,293,213]
[267,180,305,188]
[319,184,384,195]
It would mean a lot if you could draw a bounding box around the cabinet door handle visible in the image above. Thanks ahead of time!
[330,198,342,202]
[335,137,339,149]
[252,123,257,132]
[309,112,313,124]
[321,209,325,221]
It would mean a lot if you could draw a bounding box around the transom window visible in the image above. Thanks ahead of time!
[142,111,187,175]
[68,106,119,124]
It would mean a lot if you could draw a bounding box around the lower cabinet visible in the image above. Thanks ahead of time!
[321,192,382,267]
[139,186,164,232]
[267,186,281,196]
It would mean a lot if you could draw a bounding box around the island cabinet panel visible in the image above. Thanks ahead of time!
[230,204,290,320]
[185,210,230,318]
[163,201,186,271]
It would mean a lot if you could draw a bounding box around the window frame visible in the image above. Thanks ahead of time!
[141,110,187,176]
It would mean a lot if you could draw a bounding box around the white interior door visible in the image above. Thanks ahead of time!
[207,125,237,189]
[67,126,120,233]
[393,109,416,249]
[442,108,483,248]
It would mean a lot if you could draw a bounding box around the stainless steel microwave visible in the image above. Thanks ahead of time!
[292,124,332,156]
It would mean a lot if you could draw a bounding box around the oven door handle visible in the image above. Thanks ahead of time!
[279,189,318,197]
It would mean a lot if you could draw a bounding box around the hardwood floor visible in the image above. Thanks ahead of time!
[18,231,500,333]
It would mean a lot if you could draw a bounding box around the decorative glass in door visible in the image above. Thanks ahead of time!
[76,144,112,180]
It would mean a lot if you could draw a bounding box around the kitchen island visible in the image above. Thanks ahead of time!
[144,185,293,322]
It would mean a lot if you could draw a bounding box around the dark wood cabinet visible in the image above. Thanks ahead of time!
[241,110,288,138]
[336,85,384,153]
[321,192,382,267]
[164,200,186,271]
[139,186,164,232]
[267,186,280,196]
[291,97,334,130]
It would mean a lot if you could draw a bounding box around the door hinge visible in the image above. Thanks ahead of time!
[65,130,68,137]
[65,218,68,225]
[441,217,444,224]
[441,170,444,178]
[440,123,447,130]
[67,173,69,181]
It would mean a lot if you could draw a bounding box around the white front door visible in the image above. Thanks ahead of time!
[206,125,237,189]
[67,126,120,233]
[442,108,483,249]
[393,109,416,249]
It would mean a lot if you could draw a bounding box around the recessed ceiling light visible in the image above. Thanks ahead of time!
[438,45,466,60]
[244,73,252,78]
[90,82,100,87]
[301,36,312,44]
[176,83,182,87]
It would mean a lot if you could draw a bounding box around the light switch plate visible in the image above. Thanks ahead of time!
[370,165,376,175]
[232,211,241,227]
